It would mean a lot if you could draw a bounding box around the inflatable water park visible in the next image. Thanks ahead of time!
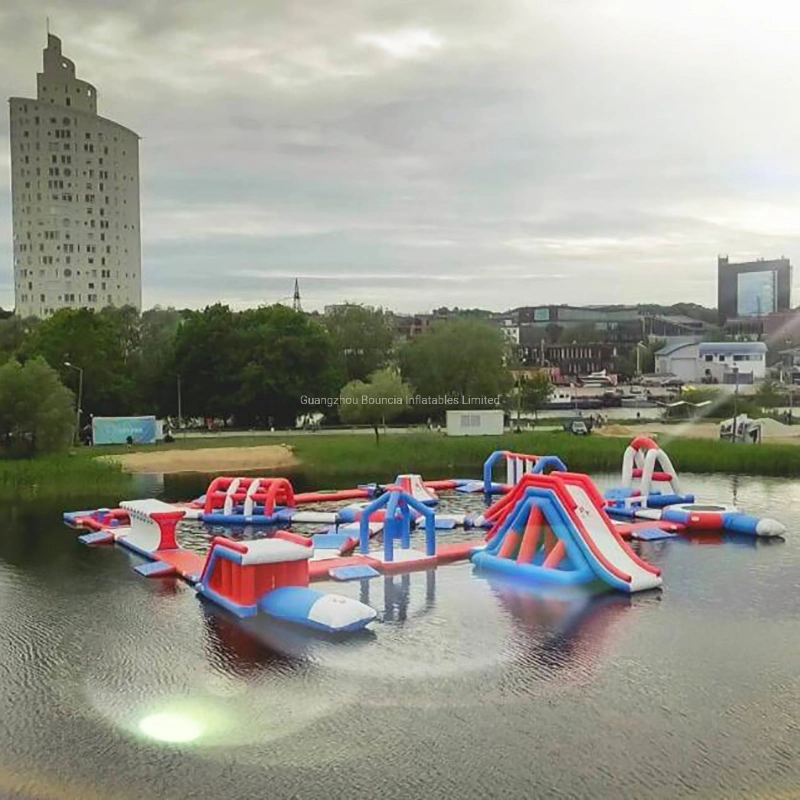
[64,436,786,638]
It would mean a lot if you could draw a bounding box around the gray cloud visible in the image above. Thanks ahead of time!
[2,0,800,312]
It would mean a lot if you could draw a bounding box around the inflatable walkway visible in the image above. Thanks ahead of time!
[472,472,662,593]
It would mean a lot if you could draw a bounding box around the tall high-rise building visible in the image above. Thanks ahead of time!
[8,33,141,318]
[717,255,792,324]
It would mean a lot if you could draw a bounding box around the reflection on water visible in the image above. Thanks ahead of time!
[0,472,800,798]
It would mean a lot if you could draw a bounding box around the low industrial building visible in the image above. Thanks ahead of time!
[655,340,767,387]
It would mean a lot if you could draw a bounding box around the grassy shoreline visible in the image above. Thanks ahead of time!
[288,432,800,480]
[94,431,800,480]
[4,430,800,503]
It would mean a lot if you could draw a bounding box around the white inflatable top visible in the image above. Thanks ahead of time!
[239,539,313,565]
[121,499,184,516]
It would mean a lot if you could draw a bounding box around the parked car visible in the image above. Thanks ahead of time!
[563,418,589,435]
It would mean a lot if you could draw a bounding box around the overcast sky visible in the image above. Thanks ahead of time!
[2,1,800,313]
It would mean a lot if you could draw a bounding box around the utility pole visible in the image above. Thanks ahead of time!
[732,365,739,443]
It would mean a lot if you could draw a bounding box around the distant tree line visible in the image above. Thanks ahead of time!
[0,303,552,452]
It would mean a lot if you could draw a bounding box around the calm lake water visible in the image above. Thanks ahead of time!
[1,468,800,799]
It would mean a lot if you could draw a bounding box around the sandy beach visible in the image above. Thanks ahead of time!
[98,444,299,474]
[596,420,800,444]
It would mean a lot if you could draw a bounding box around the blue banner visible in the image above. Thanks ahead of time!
[92,416,158,445]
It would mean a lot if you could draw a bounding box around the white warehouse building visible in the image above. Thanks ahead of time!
[8,34,141,318]
[655,340,767,387]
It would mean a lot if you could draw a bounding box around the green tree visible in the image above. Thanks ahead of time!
[172,304,243,420]
[135,307,184,417]
[676,387,761,420]
[339,369,413,442]
[99,305,142,360]
[0,357,75,456]
[617,341,661,379]
[0,316,38,366]
[19,308,136,417]
[519,371,553,421]
[399,319,512,415]
[754,378,783,409]
[323,303,394,383]
[174,304,337,427]
[235,305,338,427]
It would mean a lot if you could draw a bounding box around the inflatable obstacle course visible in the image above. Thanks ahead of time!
[603,436,692,509]
[72,501,378,633]
[63,436,787,643]
[604,436,786,537]
[472,472,662,593]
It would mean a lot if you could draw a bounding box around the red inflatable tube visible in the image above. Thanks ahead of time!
[423,480,459,490]
[275,530,313,547]
[631,469,673,481]
[630,436,659,451]
[210,536,248,554]
[684,512,724,531]
[294,489,370,503]
[613,520,685,539]
[338,536,359,556]
[75,516,105,531]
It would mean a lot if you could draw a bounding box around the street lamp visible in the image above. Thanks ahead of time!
[731,365,739,444]
[785,339,794,424]
[63,361,84,445]
[176,374,183,434]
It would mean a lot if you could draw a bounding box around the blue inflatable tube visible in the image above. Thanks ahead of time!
[659,507,785,537]
[645,493,695,508]
[721,512,762,536]
[200,512,282,525]
[336,507,361,524]
[472,551,595,586]
[605,506,638,520]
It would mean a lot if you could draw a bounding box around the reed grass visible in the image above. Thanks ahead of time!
[287,432,800,480]
[0,452,134,501]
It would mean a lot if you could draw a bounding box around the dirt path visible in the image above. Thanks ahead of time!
[98,445,298,474]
